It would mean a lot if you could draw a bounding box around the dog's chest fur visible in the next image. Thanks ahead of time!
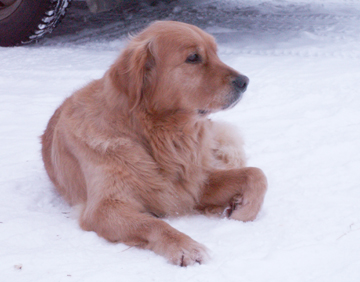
[141,114,213,202]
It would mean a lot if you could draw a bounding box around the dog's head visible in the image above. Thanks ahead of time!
[109,21,249,115]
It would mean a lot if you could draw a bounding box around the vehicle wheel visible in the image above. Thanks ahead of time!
[0,0,71,47]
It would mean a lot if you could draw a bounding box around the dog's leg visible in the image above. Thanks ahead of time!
[198,167,267,221]
[79,198,209,266]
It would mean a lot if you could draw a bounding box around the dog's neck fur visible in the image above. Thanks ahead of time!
[133,108,213,200]
[94,83,214,202]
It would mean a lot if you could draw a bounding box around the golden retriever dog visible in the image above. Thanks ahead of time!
[41,21,267,266]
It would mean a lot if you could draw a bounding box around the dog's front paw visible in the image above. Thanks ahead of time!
[228,168,267,222]
[224,194,243,218]
[229,191,265,222]
[167,239,210,267]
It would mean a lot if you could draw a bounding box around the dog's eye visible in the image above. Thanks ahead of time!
[185,53,202,64]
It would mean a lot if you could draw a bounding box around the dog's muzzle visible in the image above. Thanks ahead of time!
[223,75,249,109]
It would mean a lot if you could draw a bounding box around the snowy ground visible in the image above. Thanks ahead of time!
[1,0,360,281]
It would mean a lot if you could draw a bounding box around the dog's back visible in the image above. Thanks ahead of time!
[41,99,88,206]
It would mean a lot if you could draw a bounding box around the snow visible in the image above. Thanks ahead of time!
[1,0,360,281]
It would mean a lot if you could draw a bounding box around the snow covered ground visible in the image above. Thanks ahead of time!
[1,0,360,281]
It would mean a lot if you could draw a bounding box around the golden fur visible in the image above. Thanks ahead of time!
[41,21,267,266]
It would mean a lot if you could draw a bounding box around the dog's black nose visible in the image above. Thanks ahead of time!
[232,75,249,93]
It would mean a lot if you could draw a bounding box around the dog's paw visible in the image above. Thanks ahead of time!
[224,167,267,222]
[228,194,259,221]
[168,240,210,267]
[223,194,243,218]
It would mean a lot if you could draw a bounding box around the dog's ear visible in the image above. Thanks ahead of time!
[109,38,156,110]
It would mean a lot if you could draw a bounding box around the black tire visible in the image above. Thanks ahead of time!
[0,0,71,47]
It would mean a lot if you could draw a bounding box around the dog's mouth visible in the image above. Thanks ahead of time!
[197,74,249,115]
[222,76,249,110]
[222,92,243,110]
[222,74,249,110]
[197,94,242,115]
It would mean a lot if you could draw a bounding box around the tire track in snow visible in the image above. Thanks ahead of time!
[39,0,360,59]
[219,47,360,59]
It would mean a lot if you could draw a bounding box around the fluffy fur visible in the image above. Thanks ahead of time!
[41,21,267,266]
